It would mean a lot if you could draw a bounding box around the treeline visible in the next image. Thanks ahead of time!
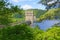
[0,23,60,40]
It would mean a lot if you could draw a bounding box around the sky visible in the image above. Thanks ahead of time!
[9,0,46,10]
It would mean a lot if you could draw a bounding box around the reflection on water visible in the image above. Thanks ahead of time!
[32,20,60,30]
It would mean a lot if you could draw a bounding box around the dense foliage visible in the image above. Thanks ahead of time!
[0,24,60,40]
[0,24,34,40]
[35,27,60,40]
[0,0,12,25]
[0,0,23,25]
[39,8,60,21]
[0,23,43,40]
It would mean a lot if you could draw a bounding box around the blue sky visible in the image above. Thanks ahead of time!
[9,0,46,10]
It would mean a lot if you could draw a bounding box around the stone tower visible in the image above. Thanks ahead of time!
[25,10,36,24]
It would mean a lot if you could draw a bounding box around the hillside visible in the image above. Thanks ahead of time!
[39,8,60,21]
[33,9,46,18]
[25,9,46,18]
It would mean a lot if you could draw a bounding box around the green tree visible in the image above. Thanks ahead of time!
[0,24,36,40]
[0,0,12,25]
[0,0,23,25]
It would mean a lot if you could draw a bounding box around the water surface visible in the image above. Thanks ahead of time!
[33,20,60,30]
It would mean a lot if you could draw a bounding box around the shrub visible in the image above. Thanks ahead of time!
[0,24,35,40]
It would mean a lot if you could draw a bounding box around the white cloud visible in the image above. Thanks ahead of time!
[21,5,33,10]
[20,0,33,1]
[11,0,34,2]
[12,0,19,2]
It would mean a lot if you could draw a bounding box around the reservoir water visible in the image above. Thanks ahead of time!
[32,20,60,30]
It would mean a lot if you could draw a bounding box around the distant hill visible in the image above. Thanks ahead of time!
[25,9,46,18]
[39,8,60,21]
